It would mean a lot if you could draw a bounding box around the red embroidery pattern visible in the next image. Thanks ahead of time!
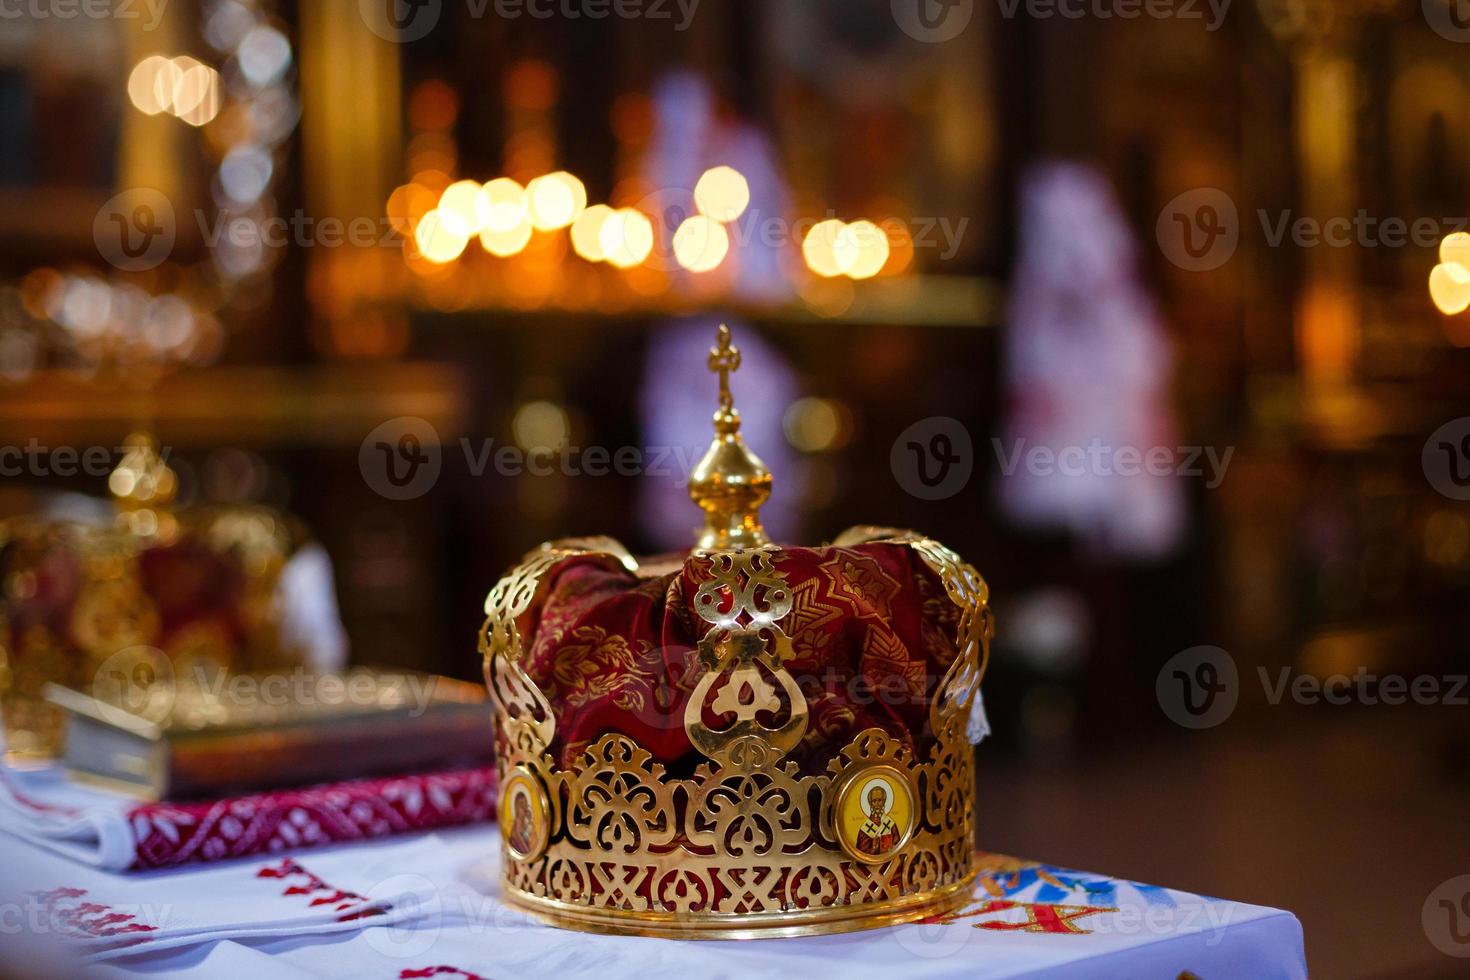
[33,886,159,942]
[921,898,1118,935]
[401,968,488,980]
[256,857,385,922]
[124,766,498,869]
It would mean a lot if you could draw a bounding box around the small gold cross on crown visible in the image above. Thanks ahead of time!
[708,324,741,412]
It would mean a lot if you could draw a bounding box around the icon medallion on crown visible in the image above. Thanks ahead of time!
[479,325,993,938]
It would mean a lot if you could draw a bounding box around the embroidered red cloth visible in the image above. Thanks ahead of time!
[520,543,960,772]
[126,766,500,869]
[0,763,498,871]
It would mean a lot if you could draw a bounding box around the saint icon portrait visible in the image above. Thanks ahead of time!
[835,764,915,864]
[855,778,901,856]
[499,768,549,862]
[508,790,535,856]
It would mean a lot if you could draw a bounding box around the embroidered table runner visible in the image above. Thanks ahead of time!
[0,762,498,870]
[0,820,1307,978]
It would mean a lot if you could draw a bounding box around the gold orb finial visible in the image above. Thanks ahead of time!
[689,325,771,551]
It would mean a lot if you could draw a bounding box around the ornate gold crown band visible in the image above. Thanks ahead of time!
[479,327,993,939]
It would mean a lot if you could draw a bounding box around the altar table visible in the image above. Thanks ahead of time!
[0,819,1306,978]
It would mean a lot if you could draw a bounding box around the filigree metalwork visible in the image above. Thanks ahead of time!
[480,537,638,755]
[684,548,805,769]
[483,530,991,939]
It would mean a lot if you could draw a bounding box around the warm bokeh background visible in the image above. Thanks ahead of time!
[1,2,1468,975]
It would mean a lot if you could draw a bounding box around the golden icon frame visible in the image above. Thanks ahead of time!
[499,765,551,864]
[832,762,919,865]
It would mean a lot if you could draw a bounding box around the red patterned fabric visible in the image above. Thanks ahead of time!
[520,543,960,772]
[125,766,498,870]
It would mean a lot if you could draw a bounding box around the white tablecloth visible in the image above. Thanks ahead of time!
[0,818,1306,979]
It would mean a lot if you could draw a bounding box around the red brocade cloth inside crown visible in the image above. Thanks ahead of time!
[520,543,960,773]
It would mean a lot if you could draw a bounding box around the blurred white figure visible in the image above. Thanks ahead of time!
[999,162,1185,559]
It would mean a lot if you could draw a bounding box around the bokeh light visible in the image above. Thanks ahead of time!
[127,56,181,116]
[414,209,471,264]
[237,25,292,88]
[512,400,570,453]
[570,204,615,262]
[837,220,889,280]
[600,208,654,268]
[387,182,438,235]
[1429,260,1470,315]
[477,178,529,234]
[802,219,851,278]
[526,172,587,231]
[1441,232,1470,270]
[219,144,273,204]
[782,396,852,452]
[172,58,222,127]
[479,213,533,257]
[693,166,750,223]
[439,179,486,233]
[671,215,729,273]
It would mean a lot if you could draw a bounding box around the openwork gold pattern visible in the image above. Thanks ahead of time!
[479,528,991,939]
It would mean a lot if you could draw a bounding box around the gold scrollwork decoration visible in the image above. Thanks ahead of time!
[684,547,807,770]
[480,537,639,754]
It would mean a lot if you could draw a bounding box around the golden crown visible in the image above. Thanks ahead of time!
[479,326,992,938]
